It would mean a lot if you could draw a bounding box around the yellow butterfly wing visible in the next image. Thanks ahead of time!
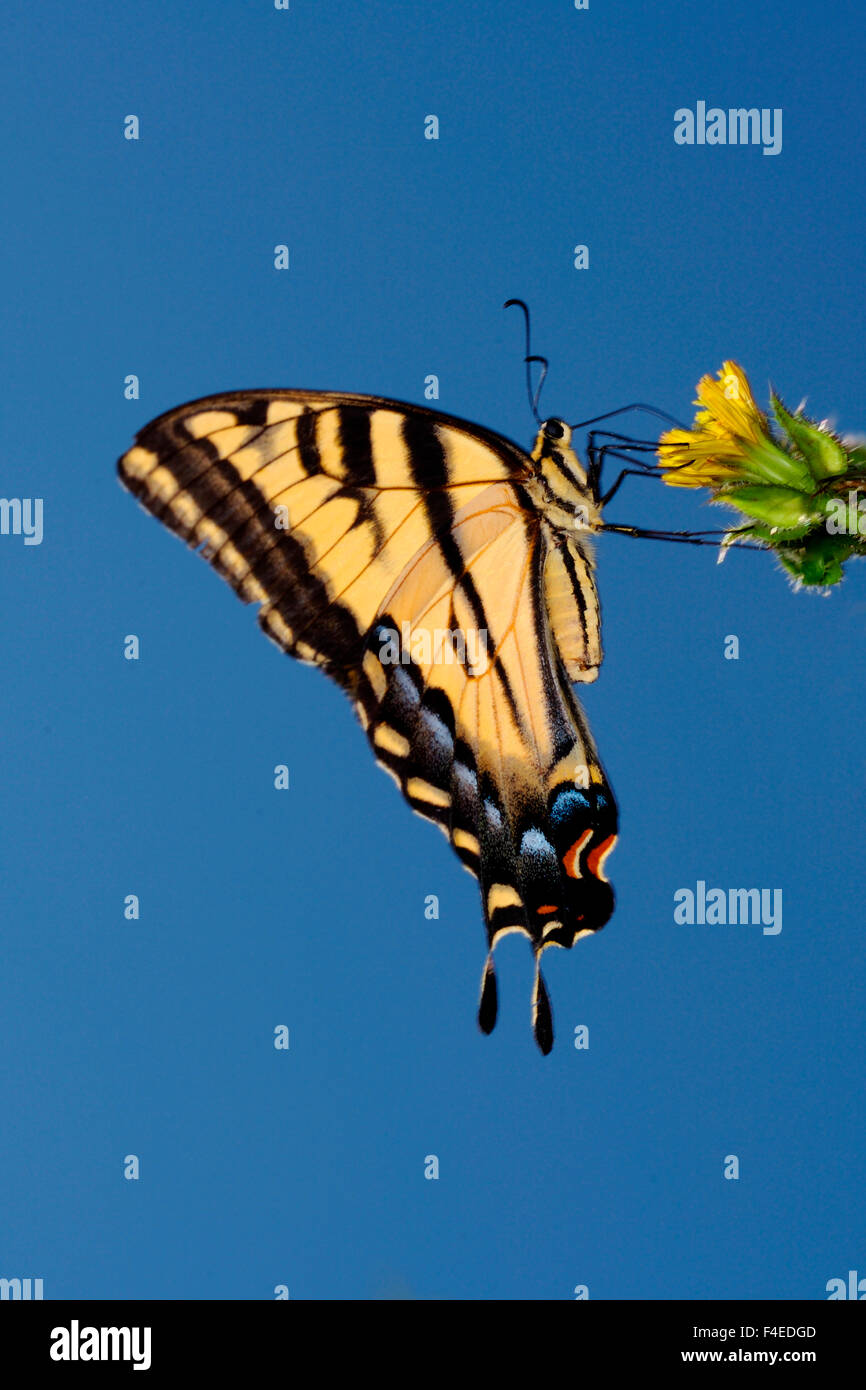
[118,390,617,1051]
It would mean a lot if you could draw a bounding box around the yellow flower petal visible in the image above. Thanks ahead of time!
[658,427,745,487]
[658,362,769,486]
[693,362,767,443]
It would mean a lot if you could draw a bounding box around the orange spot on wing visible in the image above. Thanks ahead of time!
[562,828,593,879]
[536,904,558,915]
[586,834,617,882]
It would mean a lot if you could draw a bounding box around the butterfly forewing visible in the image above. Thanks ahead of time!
[118,390,617,1051]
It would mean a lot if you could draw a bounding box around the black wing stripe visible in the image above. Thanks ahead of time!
[402,414,490,632]
[337,406,376,486]
[124,424,366,681]
[296,408,323,475]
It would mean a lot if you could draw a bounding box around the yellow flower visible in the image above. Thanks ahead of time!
[659,361,769,487]
[656,364,864,585]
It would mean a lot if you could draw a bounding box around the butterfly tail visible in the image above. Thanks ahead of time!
[478,954,498,1035]
[532,955,554,1056]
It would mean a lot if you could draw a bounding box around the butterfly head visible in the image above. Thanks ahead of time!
[530,419,601,534]
[541,417,570,443]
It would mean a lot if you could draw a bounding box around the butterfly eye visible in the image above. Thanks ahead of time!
[542,418,569,442]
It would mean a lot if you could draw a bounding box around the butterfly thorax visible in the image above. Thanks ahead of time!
[524,419,602,537]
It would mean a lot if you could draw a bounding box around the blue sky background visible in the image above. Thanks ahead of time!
[2,0,864,1300]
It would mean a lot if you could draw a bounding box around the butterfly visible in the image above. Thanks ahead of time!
[117,306,708,1052]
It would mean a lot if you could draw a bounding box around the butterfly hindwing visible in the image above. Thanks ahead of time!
[118,390,617,1051]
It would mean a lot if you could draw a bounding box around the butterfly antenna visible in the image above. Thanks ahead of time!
[527,355,549,422]
[531,952,554,1055]
[504,298,546,425]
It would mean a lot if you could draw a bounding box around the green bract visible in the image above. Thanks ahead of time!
[716,484,821,536]
[713,393,866,586]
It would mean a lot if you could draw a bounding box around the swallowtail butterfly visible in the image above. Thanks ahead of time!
[118,320,694,1051]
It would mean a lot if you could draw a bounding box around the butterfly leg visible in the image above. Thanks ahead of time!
[586,434,663,502]
[600,467,666,507]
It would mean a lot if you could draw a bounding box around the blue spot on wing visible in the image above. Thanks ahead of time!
[550,788,592,825]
